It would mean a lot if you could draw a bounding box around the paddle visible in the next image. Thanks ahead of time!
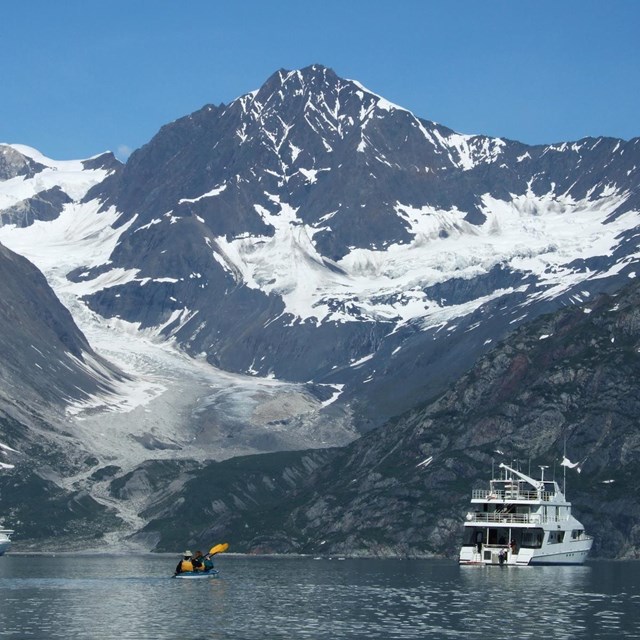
[208,542,229,556]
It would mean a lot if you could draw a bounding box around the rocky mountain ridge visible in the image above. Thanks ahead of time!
[0,242,125,420]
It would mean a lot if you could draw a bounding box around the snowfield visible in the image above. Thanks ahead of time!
[0,148,356,483]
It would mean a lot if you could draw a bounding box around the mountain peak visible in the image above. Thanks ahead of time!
[248,64,351,110]
[252,64,400,115]
[267,63,339,88]
[228,63,414,162]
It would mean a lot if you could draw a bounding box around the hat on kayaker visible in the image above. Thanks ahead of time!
[184,550,192,557]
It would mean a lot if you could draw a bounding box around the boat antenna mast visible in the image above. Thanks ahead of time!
[563,435,567,496]
[499,462,544,492]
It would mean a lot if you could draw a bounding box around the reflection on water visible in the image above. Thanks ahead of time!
[0,555,638,639]
[457,565,593,638]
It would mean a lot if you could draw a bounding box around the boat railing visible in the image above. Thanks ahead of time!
[472,489,554,502]
[467,512,568,524]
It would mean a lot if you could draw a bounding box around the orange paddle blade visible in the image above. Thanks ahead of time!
[209,542,229,555]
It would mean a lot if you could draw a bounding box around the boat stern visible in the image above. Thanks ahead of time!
[459,545,534,566]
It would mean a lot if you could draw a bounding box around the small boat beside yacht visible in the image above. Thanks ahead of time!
[459,462,593,566]
[0,528,12,556]
[0,447,16,556]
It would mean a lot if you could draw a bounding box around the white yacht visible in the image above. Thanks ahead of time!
[0,528,12,556]
[459,462,593,565]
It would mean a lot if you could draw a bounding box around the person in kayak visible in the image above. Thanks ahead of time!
[202,553,215,572]
[192,550,204,571]
[175,550,194,574]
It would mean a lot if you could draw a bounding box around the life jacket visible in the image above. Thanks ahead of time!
[179,559,194,572]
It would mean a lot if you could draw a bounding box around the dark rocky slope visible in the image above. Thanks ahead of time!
[0,242,126,541]
[0,242,125,413]
[138,279,640,559]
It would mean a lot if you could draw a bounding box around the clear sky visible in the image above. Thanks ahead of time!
[2,0,639,161]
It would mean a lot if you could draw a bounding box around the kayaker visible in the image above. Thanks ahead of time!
[175,550,194,574]
[202,553,215,572]
[192,550,204,571]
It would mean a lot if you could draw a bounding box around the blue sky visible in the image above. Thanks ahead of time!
[3,0,639,160]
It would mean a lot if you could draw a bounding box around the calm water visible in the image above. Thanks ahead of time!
[0,554,638,639]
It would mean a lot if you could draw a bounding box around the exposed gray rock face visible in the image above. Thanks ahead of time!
[0,186,72,227]
[0,242,124,408]
[81,152,121,173]
[0,145,45,180]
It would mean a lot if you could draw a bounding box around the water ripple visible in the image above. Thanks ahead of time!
[0,556,639,639]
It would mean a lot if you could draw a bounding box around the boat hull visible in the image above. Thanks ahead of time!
[459,538,593,566]
[173,570,219,579]
[528,547,592,565]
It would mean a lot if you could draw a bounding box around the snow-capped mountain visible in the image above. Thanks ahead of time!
[83,64,640,426]
[3,65,640,435]
[1,63,640,550]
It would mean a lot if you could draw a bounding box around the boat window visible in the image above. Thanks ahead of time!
[488,528,500,545]
[520,528,544,549]
[463,528,484,546]
[548,531,565,544]
[571,529,584,539]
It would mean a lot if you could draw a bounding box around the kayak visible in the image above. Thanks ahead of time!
[173,569,219,579]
